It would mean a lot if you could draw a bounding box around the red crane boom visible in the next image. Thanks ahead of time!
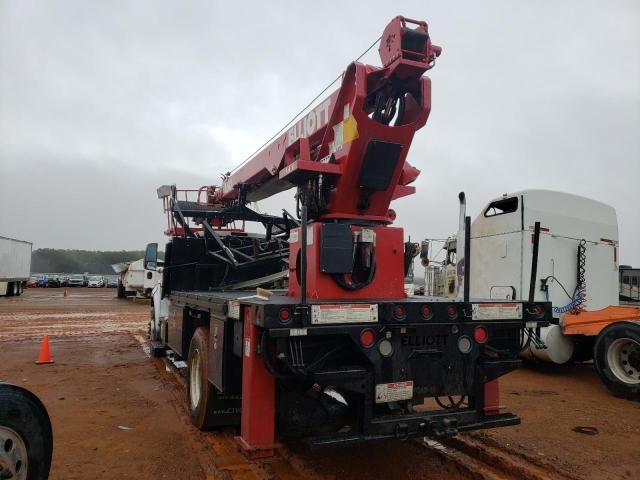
[218,16,441,225]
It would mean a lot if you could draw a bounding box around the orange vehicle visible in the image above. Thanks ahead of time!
[564,307,640,399]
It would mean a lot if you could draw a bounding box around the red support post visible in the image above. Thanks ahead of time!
[483,379,503,416]
[235,306,279,459]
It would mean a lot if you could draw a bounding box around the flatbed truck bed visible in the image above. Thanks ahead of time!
[154,288,548,450]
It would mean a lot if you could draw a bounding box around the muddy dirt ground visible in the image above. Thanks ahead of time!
[1,289,638,479]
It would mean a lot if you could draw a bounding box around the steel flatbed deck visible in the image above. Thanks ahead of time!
[170,289,533,306]
[168,290,546,332]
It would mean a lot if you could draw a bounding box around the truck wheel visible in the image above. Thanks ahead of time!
[5,282,14,297]
[593,322,640,400]
[0,384,53,480]
[16,283,23,296]
[187,327,216,429]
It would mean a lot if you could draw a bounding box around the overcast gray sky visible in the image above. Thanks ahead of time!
[1,1,639,265]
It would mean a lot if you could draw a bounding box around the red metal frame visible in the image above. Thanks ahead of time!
[235,306,279,458]
[287,223,406,300]
[483,379,502,416]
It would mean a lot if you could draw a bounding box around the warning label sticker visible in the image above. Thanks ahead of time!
[375,381,414,404]
[227,300,240,320]
[311,304,378,324]
[288,226,313,245]
[472,303,523,320]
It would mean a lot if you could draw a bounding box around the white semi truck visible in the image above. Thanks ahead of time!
[422,190,640,400]
[0,236,32,297]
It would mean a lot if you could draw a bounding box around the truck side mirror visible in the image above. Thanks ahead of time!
[144,243,158,270]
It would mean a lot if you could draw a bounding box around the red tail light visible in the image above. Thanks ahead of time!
[393,305,406,320]
[359,328,376,348]
[474,326,488,344]
[447,305,458,318]
[421,305,432,318]
[279,308,291,323]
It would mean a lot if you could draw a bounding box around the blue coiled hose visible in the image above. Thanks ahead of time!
[550,239,587,314]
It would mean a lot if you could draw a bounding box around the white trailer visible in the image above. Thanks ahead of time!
[0,236,32,297]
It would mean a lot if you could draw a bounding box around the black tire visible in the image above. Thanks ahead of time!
[117,280,125,299]
[187,327,216,429]
[186,327,241,429]
[593,322,640,401]
[5,282,14,297]
[570,335,594,363]
[0,383,53,480]
[16,282,23,296]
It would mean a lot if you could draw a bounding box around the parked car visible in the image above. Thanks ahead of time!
[67,274,85,287]
[59,275,70,287]
[87,275,105,288]
[26,276,39,288]
[45,275,61,288]
[106,276,119,288]
[36,274,46,288]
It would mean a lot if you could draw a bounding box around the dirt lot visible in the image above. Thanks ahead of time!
[1,288,639,479]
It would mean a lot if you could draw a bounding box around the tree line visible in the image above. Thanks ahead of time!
[31,249,146,274]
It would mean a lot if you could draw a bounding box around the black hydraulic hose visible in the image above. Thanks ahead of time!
[260,334,296,380]
[529,222,541,304]
[300,204,308,305]
[333,250,377,291]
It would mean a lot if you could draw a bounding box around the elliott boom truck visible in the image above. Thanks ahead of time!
[146,16,550,457]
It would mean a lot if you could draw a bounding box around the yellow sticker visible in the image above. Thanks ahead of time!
[342,115,359,144]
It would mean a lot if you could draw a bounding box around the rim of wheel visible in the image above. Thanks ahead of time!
[0,426,28,480]
[189,348,202,410]
[607,337,640,385]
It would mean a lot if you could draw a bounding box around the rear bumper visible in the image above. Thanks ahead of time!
[307,411,519,447]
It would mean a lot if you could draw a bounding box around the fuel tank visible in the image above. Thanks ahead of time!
[521,324,574,364]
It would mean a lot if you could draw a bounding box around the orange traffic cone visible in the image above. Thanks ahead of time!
[35,335,54,364]
[63,288,68,298]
